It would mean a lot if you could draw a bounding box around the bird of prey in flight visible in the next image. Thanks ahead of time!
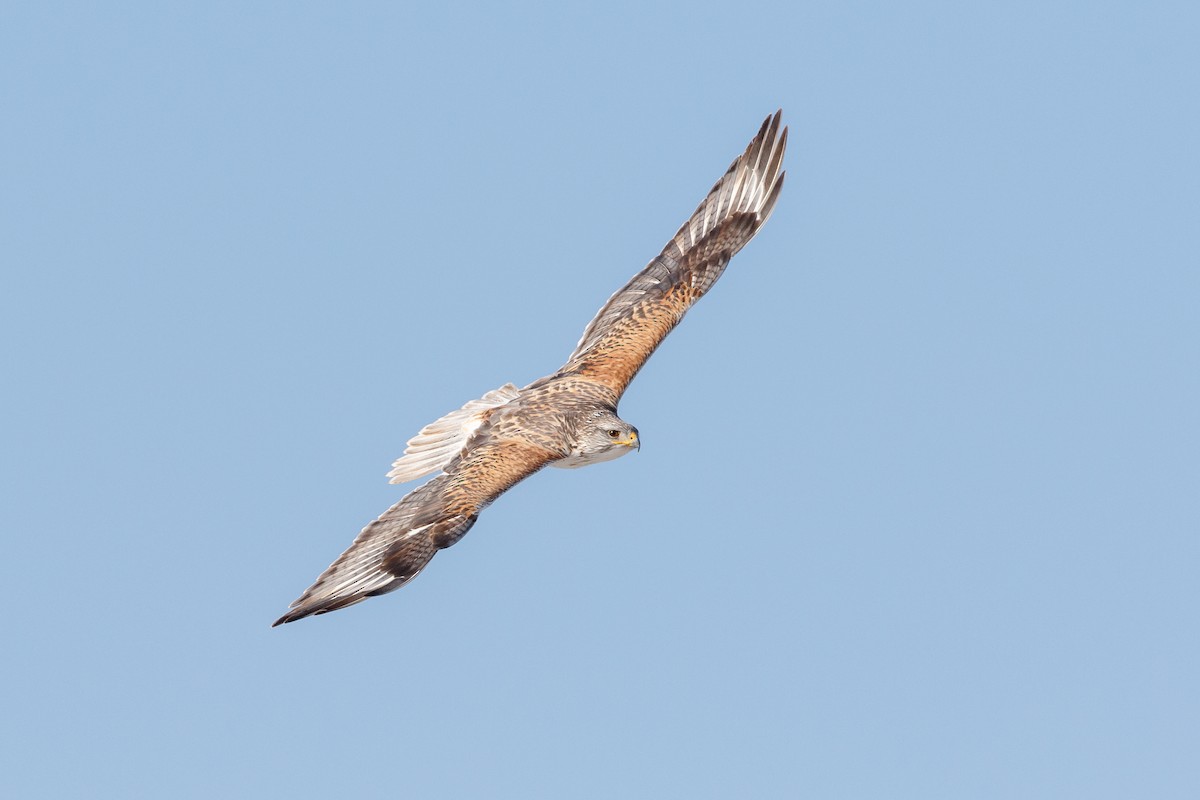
[273,111,787,625]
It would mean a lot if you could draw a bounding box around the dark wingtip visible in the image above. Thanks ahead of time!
[271,607,309,627]
[271,592,370,626]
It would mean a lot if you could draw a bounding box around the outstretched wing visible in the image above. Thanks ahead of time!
[273,432,560,625]
[561,110,787,398]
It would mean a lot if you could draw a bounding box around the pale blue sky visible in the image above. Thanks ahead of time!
[3,2,1198,798]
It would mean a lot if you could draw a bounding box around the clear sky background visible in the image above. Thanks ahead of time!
[3,2,1197,798]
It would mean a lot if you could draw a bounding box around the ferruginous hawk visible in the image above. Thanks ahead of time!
[273,111,787,625]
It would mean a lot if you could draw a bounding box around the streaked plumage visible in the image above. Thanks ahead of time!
[273,112,787,625]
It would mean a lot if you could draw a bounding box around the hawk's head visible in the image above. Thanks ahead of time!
[555,408,639,469]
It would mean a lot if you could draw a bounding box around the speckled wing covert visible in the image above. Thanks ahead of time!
[560,110,787,397]
[273,112,786,625]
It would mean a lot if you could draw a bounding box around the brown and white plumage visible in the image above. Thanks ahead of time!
[385,383,522,484]
[563,110,786,396]
[273,111,787,625]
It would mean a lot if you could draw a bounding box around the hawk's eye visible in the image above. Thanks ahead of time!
[607,429,620,438]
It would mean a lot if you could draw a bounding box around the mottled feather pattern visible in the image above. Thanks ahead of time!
[563,111,786,396]
[274,112,785,624]
[273,435,558,625]
[440,434,563,516]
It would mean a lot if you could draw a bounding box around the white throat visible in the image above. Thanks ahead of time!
[552,445,635,469]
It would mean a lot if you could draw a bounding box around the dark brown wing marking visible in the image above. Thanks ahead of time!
[273,435,559,625]
[561,111,787,398]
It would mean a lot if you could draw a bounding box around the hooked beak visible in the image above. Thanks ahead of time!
[615,430,640,450]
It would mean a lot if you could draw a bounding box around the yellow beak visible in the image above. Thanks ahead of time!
[614,431,639,449]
